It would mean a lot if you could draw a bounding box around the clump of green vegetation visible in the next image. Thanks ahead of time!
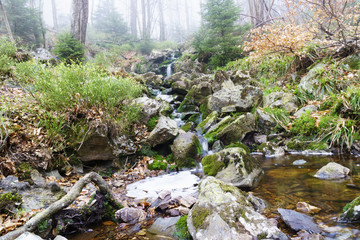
[290,112,318,136]
[263,107,290,131]
[37,218,50,233]
[181,122,193,132]
[148,154,174,170]
[174,215,192,240]
[225,142,250,153]
[147,115,159,131]
[139,144,156,157]
[341,196,360,221]
[191,206,211,230]
[16,163,34,183]
[0,193,22,214]
[53,33,85,63]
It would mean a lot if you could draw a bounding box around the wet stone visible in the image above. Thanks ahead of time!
[115,207,147,224]
[314,162,350,180]
[293,159,307,166]
[278,208,321,234]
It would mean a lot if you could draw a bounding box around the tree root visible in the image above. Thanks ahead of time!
[0,172,121,240]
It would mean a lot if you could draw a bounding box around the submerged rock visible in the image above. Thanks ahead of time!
[148,216,180,237]
[296,202,321,214]
[187,177,288,240]
[278,208,321,234]
[115,207,147,224]
[171,132,201,168]
[314,162,350,180]
[201,147,262,188]
[147,116,179,147]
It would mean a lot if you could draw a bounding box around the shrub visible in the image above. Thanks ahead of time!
[290,112,318,136]
[174,215,192,240]
[53,33,85,63]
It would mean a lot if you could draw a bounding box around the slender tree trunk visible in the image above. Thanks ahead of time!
[130,0,137,37]
[158,0,165,41]
[71,0,89,44]
[0,0,14,42]
[141,0,146,39]
[184,0,190,34]
[146,0,151,39]
[51,0,58,30]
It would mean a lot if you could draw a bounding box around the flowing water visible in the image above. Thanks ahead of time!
[68,57,360,239]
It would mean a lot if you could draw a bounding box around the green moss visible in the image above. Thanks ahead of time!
[197,111,218,133]
[178,98,196,112]
[306,142,328,150]
[204,116,232,144]
[17,163,33,183]
[37,218,50,233]
[186,113,200,124]
[139,144,156,157]
[290,112,318,136]
[191,206,211,230]
[343,196,360,219]
[201,154,225,176]
[0,193,22,214]
[200,99,210,119]
[257,233,268,239]
[174,215,192,240]
[286,140,305,151]
[148,155,168,170]
[224,142,250,154]
[181,122,193,132]
[147,115,159,131]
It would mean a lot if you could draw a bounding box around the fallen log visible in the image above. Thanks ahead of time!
[0,172,121,240]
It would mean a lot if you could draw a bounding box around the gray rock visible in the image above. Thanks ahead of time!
[293,159,307,165]
[257,142,285,158]
[30,170,46,188]
[212,70,230,92]
[201,147,262,188]
[31,48,54,61]
[187,177,288,240]
[0,175,30,191]
[215,113,256,145]
[179,195,197,208]
[263,92,299,113]
[115,207,147,223]
[294,105,318,118]
[185,82,213,105]
[133,96,162,123]
[254,134,267,144]
[112,135,137,156]
[256,109,277,134]
[142,72,163,86]
[278,208,321,234]
[15,232,43,240]
[314,162,350,179]
[197,111,218,134]
[299,64,325,95]
[212,140,224,153]
[147,116,179,147]
[208,85,262,113]
[45,170,63,180]
[171,132,201,168]
[47,181,61,193]
[148,216,181,237]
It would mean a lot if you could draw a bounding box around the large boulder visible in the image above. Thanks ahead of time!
[314,162,350,180]
[133,96,162,123]
[263,92,299,113]
[278,208,321,234]
[208,85,262,113]
[294,105,318,118]
[339,196,360,222]
[115,207,147,223]
[141,72,163,86]
[171,132,201,168]
[187,177,288,240]
[205,113,256,145]
[201,147,262,188]
[185,82,213,105]
[197,111,219,134]
[212,70,230,92]
[299,64,325,95]
[164,72,191,88]
[147,116,179,147]
[256,109,277,135]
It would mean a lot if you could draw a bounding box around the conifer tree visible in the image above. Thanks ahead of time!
[193,0,241,67]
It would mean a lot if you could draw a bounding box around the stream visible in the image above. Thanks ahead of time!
[69,57,360,239]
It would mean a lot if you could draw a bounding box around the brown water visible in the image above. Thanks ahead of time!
[69,154,360,239]
[252,153,360,226]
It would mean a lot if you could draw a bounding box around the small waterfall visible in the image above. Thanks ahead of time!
[166,53,175,78]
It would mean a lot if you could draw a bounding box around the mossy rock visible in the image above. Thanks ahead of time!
[181,122,194,132]
[286,140,306,151]
[178,98,197,113]
[197,111,218,134]
[171,132,201,168]
[186,113,201,124]
[225,142,250,154]
[0,193,22,214]
[340,196,360,222]
[202,154,225,176]
[204,115,233,144]
[344,52,360,70]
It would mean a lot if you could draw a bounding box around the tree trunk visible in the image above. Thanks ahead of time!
[159,0,165,41]
[141,0,146,39]
[51,0,58,30]
[71,0,89,44]
[130,0,137,37]
[0,0,14,42]
[1,172,122,240]
[185,0,190,34]
[146,0,151,39]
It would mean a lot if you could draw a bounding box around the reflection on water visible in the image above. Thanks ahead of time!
[252,154,360,225]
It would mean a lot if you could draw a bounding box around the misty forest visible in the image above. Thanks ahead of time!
[1,0,360,239]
